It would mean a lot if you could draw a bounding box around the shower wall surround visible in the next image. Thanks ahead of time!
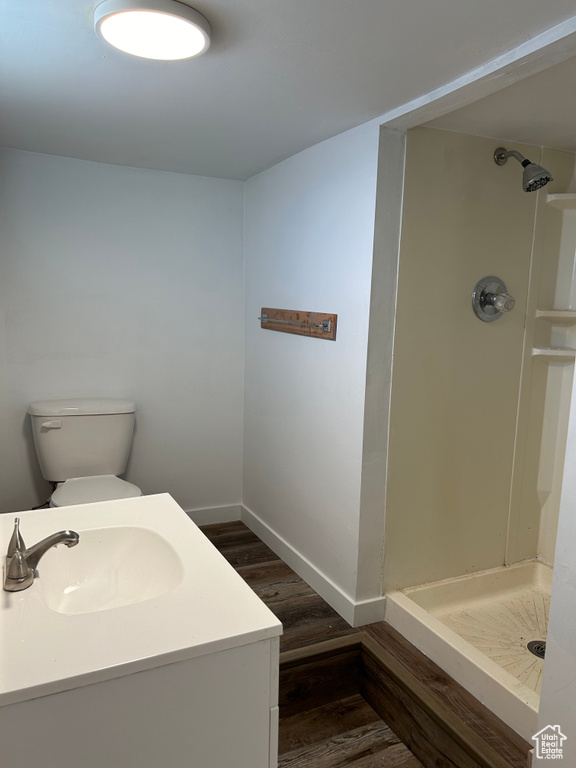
[509,149,576,566]
[384,127,576,591]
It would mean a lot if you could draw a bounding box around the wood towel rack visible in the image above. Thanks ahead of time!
[259,307,337,341]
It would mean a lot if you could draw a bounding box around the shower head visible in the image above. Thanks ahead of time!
[522,163,553,192]
[494,147,553,192]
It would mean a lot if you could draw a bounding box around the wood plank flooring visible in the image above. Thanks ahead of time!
[200,521,531,768]
[362,623,530,768]
[200,520,357,652]
[278,694,423,767]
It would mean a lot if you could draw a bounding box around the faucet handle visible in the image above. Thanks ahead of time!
[5,549,34,590]
[7,517,26,558]
[486,292,515,313]
[6,549,30,579]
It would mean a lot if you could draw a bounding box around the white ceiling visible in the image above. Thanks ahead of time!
[2,1,576,180]
[427,55,576,153]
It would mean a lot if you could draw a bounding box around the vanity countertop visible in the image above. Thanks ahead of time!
[0,493,282,707]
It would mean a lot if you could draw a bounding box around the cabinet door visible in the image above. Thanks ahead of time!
[0,638,279,768]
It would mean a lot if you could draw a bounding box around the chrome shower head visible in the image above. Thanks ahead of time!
[522,163,553,192]
[494,147,553,192]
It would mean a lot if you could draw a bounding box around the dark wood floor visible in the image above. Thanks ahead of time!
[278,694,423,767]
[200,519,357,652]
[200,521,531,768]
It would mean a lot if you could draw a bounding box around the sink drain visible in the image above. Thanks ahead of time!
[527,640,546,659]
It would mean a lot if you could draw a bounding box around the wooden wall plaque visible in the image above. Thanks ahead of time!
[259,307,337,341]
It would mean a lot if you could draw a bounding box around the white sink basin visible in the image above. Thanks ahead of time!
[0,494,282,709]
[36,526,184,615]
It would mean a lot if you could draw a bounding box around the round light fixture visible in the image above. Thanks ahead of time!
[94,0,211,60]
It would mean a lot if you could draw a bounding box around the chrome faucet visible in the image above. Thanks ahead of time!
[3,517,79,592]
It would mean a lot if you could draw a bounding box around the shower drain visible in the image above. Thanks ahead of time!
[527,640,546,659]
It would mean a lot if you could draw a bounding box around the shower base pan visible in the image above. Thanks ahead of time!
[385,559,552,741]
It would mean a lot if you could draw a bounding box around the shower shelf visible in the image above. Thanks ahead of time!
[532,347,576,360]
[535,309,576,324]
[546,193,576,210]
[533,311,576,358]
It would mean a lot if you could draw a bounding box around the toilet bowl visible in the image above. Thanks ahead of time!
[28,398,142,507]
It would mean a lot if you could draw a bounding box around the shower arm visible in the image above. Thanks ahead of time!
[494,148,529,167]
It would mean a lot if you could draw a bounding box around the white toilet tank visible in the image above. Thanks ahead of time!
[28,398,136,482]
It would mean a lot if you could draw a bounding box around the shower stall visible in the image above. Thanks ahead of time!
[381,126,576,740]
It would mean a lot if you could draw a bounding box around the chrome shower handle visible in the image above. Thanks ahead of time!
[484,292,515,313]
[472,276,515,322]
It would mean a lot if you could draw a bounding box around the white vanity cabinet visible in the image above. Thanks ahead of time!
[0,495,282,768]
[0,636,280,768]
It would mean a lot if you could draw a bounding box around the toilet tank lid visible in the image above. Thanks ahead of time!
[28,398,136,416]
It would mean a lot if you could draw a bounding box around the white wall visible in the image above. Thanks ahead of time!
[535,380,576,764]
[242,122,380,615]
[0,149,245,515]
[357,127,405,605]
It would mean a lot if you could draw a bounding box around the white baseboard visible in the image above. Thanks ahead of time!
[185,504,242,526]
[241,504,385,627]
[353,594,388,627]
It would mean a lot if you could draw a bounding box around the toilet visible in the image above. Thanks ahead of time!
[28,398,142,507]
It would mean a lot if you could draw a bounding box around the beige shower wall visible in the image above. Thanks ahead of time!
[383,127,559,591]
[508,148,576,566]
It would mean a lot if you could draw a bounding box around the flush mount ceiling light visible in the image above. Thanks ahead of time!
[94,0,211,60]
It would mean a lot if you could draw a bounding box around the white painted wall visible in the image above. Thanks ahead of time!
[0,149,245,515]
[242,122,380,608]
[535,380,576,764]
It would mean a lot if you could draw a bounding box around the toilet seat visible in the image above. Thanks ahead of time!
[51,475,142,507]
